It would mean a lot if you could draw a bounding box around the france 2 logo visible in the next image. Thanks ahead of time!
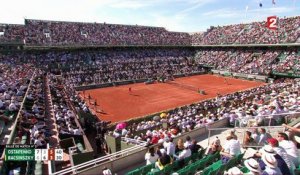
[266,16,278,30]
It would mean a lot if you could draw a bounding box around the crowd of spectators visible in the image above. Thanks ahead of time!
[192,16,300,45]
[0,47,298,85]
[24,19,190,46]
[0,63,34,115]
[1,49,204,86]
[1,16,299,46]
[195,48,300,75]
[110,79,300,148]
[136,77,299,174]
[214,128,299,175]
[272,51,300,75]
[49,75,83,136]
[16,70,50,148]
[0,24,24,43]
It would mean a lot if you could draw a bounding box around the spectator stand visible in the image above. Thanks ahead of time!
[0,69,36,175]
[49,74,94,171]
[1,68,35,145]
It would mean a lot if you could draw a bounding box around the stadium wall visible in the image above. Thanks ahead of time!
[211,69,269,82]
[74,71,206,91]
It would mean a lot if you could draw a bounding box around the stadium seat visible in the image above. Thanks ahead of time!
[187,163,198,175]
[240,166,250,173]
[202,167,212,175]
[146,169,161,175]
[162,164,173,174]
[236,153,244,164]
[126,168,142,175]
[198,148,206,159]
[141,163,154,175]
[191,153,198,162]
[172,160,181,171]
[195,159,206,171]
[176,166,189,175]
[216,164,226,175]
[184,156,192,165]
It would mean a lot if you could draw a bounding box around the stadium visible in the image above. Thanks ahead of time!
[0,1,300,175]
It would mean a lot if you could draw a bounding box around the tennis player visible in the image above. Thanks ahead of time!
[224,78,229,85]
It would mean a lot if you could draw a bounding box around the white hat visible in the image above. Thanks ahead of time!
[160,149,166,154]
[226,167,243,175]
[260,145,276,155]
[262,154,277,168]
[294,136,300,144]
[244,158,261,173]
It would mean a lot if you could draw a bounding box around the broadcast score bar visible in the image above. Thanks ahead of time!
[5,144,63,161]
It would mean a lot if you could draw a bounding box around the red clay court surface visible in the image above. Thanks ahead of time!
[79,75,265,123]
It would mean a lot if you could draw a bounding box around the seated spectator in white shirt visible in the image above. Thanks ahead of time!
[221,133,241,162]
[67,110,75,118]
[8,102,18,112]
[277,132,299,167]
[3,92,11,100]
[16,89,24,96]
[27,93,34,100]
[102,167,112,175]
[145,147,159,165]
[163,138,175,156]
[34,137,46,148]
[32,103,39,113]
[113,129,121,138]
[56,114,65,122]
[258,128,271,146]
[267,138,295,174]
[174,142,191,160]
[1,83,7,92]
[73,128,81,135]
[19,85,27,91]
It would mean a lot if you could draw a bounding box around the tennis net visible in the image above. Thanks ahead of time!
[166,80,199,93]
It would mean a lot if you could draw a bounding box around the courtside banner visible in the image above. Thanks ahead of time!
[211,70,219,74]
[247,74,255,79]
[255,75,267,80]
[233,73,247,78]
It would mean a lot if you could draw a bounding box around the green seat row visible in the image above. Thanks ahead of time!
[126,148,207,175]
[202,153,244,175]
[175,151,220,175]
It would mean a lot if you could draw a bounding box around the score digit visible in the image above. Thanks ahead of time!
[266,16,277,30]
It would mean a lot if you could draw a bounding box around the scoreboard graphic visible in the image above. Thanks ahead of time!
[5,144,63,161]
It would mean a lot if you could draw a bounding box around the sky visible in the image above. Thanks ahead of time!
[0,0,299,33]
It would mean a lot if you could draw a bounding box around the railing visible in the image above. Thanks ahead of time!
[234,112,300,128]
[206,126,285,148]
[51,142,147,175]
[121,137,148,146]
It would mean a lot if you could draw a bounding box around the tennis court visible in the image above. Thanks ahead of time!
[79,74,265,123]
